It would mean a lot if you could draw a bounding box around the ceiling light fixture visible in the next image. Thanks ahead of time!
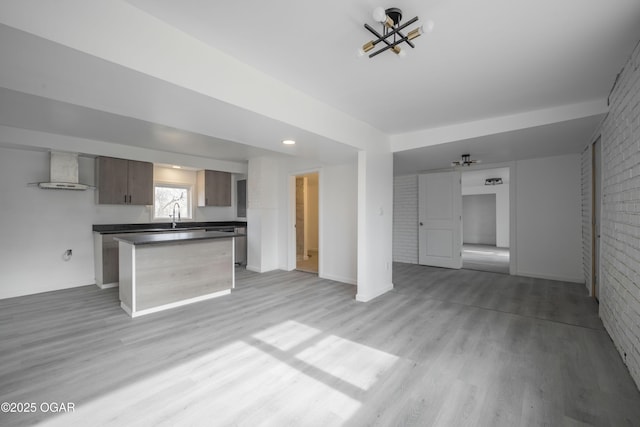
[485,178,503,185]
[282,139,296,145]
[451,154,479,167]
[359,7,434,59]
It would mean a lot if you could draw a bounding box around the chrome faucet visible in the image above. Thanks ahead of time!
[171,203,181,228]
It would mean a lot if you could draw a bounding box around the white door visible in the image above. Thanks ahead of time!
[418,171,462,269]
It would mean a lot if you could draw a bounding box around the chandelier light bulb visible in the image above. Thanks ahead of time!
[372,7,387,23]
[425,20,435,33]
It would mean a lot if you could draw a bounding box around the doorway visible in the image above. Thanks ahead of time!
[461,168,510,274]
[295,172,319,273]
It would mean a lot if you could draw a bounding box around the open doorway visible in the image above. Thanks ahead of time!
[295,172,319,273]
[461,168,510,274]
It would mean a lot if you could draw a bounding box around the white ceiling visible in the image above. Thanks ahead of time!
[126,0,640,133]
[394,114,603,174]
[0,1,639,174]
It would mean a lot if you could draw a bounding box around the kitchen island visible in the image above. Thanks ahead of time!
[116,230,241,317]
[93,221,247,288]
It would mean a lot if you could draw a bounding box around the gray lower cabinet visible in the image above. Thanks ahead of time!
[94,231,157,287]
[94,232,126,288]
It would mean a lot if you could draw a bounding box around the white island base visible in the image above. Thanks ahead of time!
[117,232,235,318]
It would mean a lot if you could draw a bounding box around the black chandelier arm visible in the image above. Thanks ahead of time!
[395,30,415,48]
[368,34,413,58]
[364,22,415,49]
[364,23,392,47]
[364,16,418,47]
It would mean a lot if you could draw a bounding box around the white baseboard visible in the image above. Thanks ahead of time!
[356,282,394,302]
[320,273,357,286]
[246,264,278,273]
[121,289,231,318]
[96,281,118,289]
[516,270,584,284]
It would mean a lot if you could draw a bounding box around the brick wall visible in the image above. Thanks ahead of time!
[581,144,593,295]
[596,39,640,388]
[393,175,418,263]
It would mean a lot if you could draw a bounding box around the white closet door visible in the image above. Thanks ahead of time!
[418,171,462,269]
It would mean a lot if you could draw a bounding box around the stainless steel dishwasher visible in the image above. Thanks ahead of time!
[234,226,247,265]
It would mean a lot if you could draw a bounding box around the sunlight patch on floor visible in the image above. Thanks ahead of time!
[251,320,321,351]
[39,333,367,426]
[295,334,399,391]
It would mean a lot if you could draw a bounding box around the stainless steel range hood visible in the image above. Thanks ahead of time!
[38,151,90,190]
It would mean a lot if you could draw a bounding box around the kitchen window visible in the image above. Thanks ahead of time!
[153,184,193,221]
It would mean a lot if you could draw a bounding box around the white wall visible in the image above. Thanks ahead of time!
[320,163,357,284]
[0,146,246,299]
[462,183,510,247]
[462,194,497,245]
[357,150,394,301]
[515,154,583,282]
[246,157,280,273]
[273,157,358,285]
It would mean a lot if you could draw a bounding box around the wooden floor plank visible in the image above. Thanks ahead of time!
[1,263,639,426]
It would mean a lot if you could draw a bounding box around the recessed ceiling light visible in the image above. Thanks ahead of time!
[282,139,296,145]
[172,165,182,169]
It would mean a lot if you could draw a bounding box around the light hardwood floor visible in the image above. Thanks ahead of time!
[462,244,510,274]
[1,264,639,426]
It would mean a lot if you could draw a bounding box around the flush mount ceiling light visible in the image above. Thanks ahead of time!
[359,6,434,59]
[451,154,480,167]
[485,178,503,185]
[282,139,296,145]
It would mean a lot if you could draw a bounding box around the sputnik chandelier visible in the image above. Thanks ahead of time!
[359,6,434,58]
[451,154,480,167]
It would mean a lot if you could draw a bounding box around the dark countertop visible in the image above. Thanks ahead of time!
[93,221,247,234]
[115,230,242,245]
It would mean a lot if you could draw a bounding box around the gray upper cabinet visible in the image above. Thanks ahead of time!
[96,156,153,205]
[197,170,231,207]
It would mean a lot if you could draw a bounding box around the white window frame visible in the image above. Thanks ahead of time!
[153,182,194,221]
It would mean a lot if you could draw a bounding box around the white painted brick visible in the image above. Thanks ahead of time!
[393,175,418,263]
[591,38,640,391]
[581,144,593,294]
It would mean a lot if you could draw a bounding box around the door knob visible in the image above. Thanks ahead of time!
[419,222,423,226]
